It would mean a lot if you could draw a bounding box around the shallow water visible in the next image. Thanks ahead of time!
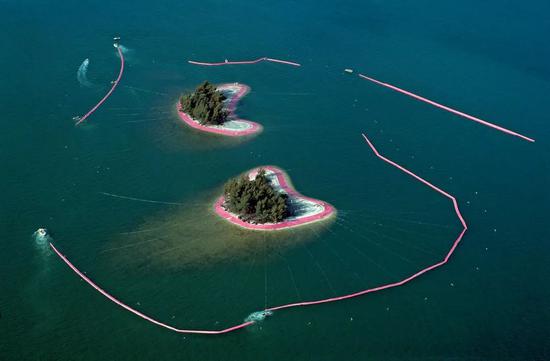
[0,1,549,360]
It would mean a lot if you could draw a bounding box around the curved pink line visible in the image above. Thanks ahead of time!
[358,73,535,143]
[49,242,254,334]
[218,83,249,113]
[176,83,262,137]
[214,166,335,230]
[50,134,467,335]
[188,57,301,67]
[75,46,125,126]
[267,133,468,311]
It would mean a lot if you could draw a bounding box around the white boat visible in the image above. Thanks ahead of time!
[33,228,50,246]
[344,68,354,73]
[37,228,47,236]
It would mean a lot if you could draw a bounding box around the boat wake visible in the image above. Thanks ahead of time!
[33,228,51,247]
[117,45,130,54]
[244,310,272,323]
[77,58,92,87]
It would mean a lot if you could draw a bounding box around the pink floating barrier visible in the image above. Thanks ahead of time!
[266,134,468,311]
[358,73,535,143]
[214,166,335,230]
[50,134,468,335]
[49,242,253,334]
[188,57,301,67]
[75,45,125,126]
[264,58,301,67]
[177,83,262,137]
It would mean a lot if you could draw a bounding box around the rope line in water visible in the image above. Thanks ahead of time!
[99,192,185,206]
[188,57,301,67]
[75,45,125,126]
[49,134,467,335]
[357,73,535,143]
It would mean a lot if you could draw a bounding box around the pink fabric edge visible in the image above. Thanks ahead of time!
[214,166,335,230]
[176,83,262,137]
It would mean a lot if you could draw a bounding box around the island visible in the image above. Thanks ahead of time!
[214,166,335,230]
[177,81,262,136]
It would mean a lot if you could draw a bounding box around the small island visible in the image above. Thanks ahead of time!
[215,166,335,230]
[177,81,262,136]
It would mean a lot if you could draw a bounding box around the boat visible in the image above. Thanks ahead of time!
[344,68,354,73]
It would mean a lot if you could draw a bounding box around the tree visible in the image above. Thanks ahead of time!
[180,81,228,125]
[223,169,290,224]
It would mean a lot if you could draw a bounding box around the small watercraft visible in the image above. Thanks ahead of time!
[36,228,48,237]
[33,227,50,246]
[344,68,354,74]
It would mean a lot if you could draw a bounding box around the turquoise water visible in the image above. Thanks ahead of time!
[1,1,549,360]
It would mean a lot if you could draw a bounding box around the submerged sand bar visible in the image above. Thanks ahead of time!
[215,166,335,230]
[177,83,262,137]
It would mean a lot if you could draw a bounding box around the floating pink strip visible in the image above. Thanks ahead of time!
[188,57,301,67]
[50,134,467,335]
[75,46,125,126]
[49,242,254,334]
[358,73,535,143]
[176,83,262,137]
[266,134,468,311]
[214,166,335,230]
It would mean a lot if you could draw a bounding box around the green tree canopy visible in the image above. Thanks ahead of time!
[180,81,228,125]
[223,169,290,224]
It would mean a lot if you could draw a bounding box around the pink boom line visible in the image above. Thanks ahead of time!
[214,166,335,230]
[49,134,467,335]
[75,46,125,126]
[188,57,301,67]
[48,242,254,335]
[358,73,535,143]
[177,83,262,136]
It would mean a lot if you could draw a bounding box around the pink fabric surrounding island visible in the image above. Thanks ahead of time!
[214,166,335,230]
[49,135,468,335]
[176,83,262,137]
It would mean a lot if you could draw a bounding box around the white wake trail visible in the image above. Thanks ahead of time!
[77,58,92,87]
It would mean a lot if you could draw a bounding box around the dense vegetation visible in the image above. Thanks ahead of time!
[223,169,290,224]
[180,81,228,125]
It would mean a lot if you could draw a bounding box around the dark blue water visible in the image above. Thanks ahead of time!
[1,1,549,360]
